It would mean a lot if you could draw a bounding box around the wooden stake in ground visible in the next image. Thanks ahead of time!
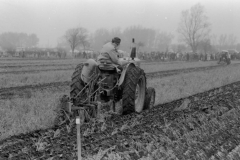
[76,116,81,160]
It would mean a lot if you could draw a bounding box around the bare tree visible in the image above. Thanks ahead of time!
[64,27,88,54]
[137,41,145,51]
[177,44,187,53]
[177,3,210,53]
[198,38,212,54]
[210,34,217,46]
[0,32,39,54]
[122,26,156,51]
[209,34,219,52]
[218,34,238,50]
[227,34,237,46]
[27,34,39,47]
[81,39,90,52]
[110,27,122,38]
[218,34,227,48]
[236,43,240,52]
[171,44,187,53]
[153,31,174,52]
[91,28,110,50]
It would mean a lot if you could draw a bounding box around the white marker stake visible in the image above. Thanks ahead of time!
[76,117,81,160]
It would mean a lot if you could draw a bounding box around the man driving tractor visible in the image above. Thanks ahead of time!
[97,37,130,67]
[81,37,130,82]
[54,37,156,126]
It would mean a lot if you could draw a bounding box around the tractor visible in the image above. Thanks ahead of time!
[54,57,156,126]
[217,50,231,65]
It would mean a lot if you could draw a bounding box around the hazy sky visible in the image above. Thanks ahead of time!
[1,0,240,47]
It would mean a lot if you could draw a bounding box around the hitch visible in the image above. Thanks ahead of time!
[56,95,121,160]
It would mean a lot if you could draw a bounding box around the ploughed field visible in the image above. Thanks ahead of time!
[1,80,240,159]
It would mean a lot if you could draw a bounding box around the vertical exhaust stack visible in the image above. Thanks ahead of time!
[130,38,136,60]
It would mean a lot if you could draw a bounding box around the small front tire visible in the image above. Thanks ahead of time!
[144,87,156,110]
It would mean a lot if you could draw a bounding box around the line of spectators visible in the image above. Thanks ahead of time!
[7,49,240,62]
[137,51,240,62]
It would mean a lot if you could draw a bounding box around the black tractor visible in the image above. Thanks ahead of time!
[54,58,156,125]
[217,50,231,65]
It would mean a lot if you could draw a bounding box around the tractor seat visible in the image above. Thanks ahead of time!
[98,59,123,72]
[98,64,116,71]
[98,59,115,71]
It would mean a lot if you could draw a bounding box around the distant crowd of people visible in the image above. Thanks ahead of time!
[2,47,240,62]
[0,50,67,58]
[73,50,240,62]
[138,51,240,61]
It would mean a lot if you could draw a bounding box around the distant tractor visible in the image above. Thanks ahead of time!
[54,57,156,125]
[217,50,231,65]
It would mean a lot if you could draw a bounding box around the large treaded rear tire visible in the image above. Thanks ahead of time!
[122,65,146,115]
[70,63,86,105]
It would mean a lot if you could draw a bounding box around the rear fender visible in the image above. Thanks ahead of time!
[81,59,98,83]
[118,63,136,86]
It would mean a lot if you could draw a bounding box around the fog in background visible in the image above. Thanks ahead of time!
[0,0,240,47]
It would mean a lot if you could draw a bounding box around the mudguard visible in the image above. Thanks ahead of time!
[118,63,136,86]
[81,59,98,83]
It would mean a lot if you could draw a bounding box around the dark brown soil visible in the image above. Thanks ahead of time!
[1,80,240,159]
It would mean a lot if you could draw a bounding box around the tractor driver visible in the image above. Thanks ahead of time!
[81,37,130,83]
[97,37,130,67]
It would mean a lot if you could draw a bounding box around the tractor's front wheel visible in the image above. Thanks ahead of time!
[122,65,146,114]
[226,58,231,65]
[144,87,156,110]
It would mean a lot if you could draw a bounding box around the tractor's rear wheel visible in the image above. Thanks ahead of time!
[55,63,86,126]
[70,63,86,105]
[69,63,88,125]
[122,65,146,114]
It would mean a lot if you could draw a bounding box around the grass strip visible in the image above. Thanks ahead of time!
[149,64,240,105]
[0,61,225,88]
[0,87,69,140]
